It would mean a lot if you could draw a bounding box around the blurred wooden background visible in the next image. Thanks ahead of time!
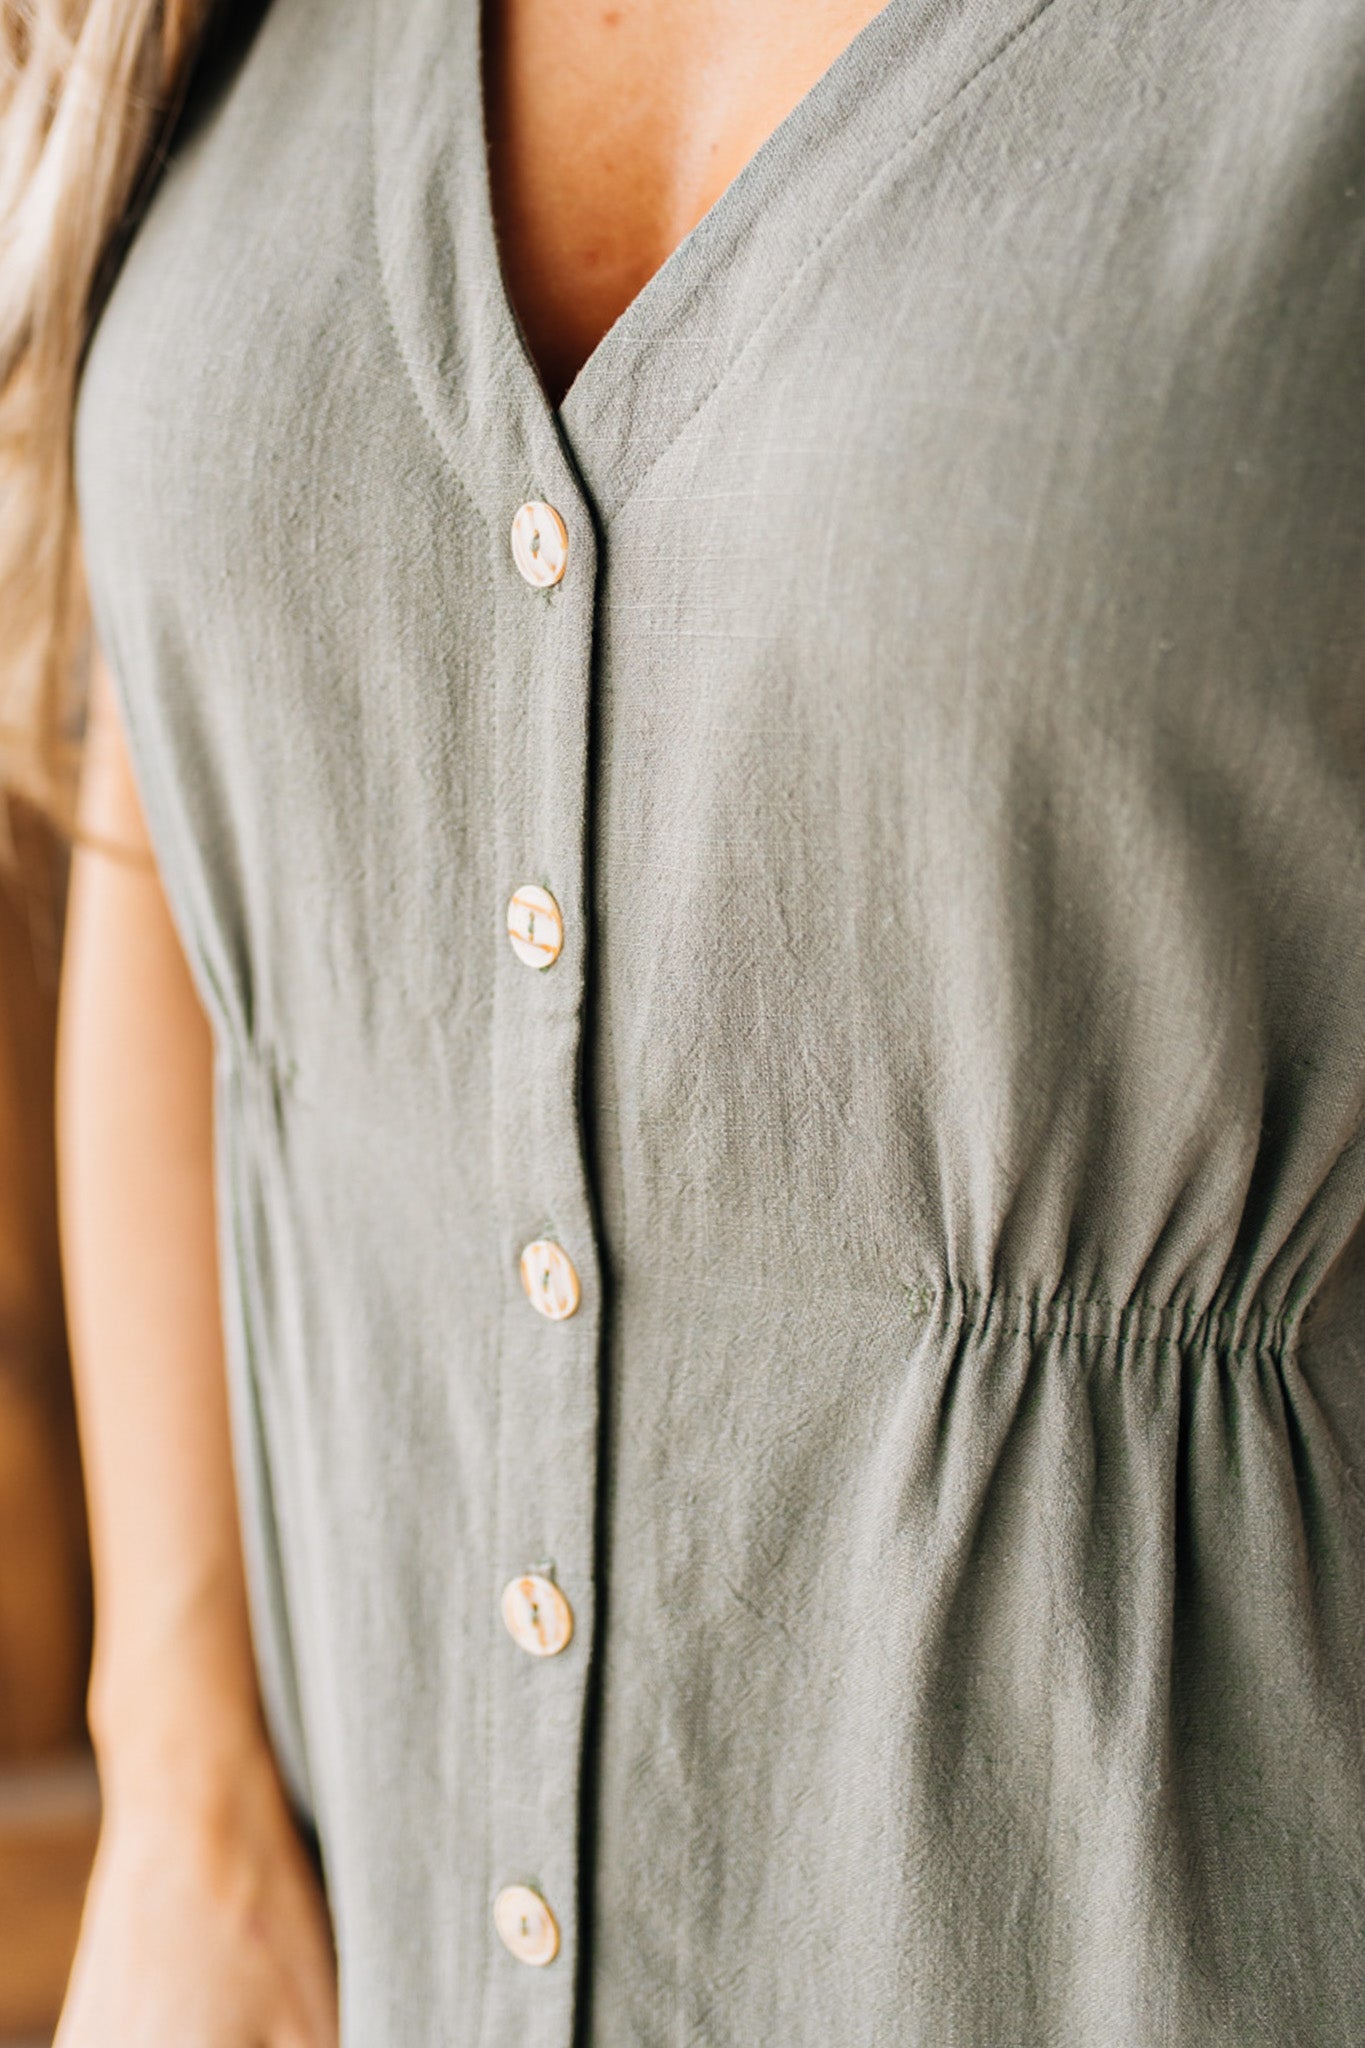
[0,807,97,2043]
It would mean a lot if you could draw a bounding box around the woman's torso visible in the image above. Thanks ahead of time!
[74,0,1365,2042]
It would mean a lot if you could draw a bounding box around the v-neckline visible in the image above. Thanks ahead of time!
[470,0,916,425]
[370,0,1064,520]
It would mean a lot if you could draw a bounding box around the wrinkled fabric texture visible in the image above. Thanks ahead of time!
[73,0,1365,2040]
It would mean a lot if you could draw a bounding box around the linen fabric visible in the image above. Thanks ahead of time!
[73,0,1365,2040]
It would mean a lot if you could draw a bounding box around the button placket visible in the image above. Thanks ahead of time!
[483,462,602,2043]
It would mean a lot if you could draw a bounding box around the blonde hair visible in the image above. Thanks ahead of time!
[0,0,208,825]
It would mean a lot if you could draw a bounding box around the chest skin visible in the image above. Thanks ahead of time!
[482,0,895,406]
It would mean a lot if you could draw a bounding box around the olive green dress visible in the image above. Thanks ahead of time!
[73,0,1365,2039]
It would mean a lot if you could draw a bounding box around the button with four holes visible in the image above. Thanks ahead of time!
[501,1571,574,1657]
[507,883,564,969]
[511,500,569,588]
[493,1883,560,1966]
[519,1239,580,1321]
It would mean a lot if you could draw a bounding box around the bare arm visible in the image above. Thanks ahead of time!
[54,650,336,2047]
[57,652,259,1785]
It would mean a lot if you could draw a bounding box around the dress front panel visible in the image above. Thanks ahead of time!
[74,0,1365,2041]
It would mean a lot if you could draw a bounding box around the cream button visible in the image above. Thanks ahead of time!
[493,1883,560,1966]
[501,1572,574,1657]
[507,883,563,969]
[511,501,568,588]
[519,1240,580,1321]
